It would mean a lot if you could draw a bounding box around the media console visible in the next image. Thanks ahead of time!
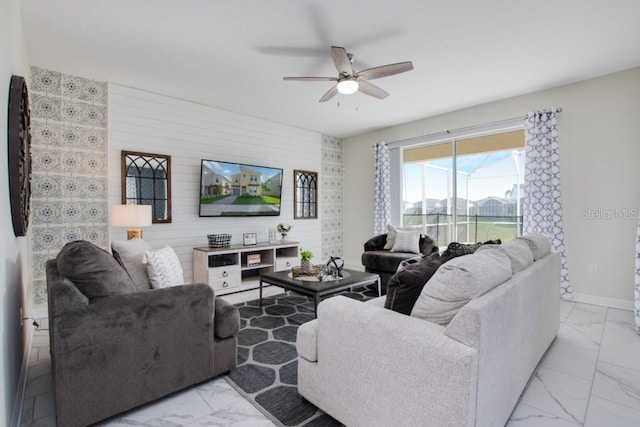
[193,241,299,295]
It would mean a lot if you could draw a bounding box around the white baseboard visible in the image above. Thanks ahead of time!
[10,323,35,427]
[567,292,634,311]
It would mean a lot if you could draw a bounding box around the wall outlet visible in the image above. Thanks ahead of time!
[588,264,598,275]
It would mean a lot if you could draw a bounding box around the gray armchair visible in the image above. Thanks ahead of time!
[361,233,438,291]
[46,240,239,427]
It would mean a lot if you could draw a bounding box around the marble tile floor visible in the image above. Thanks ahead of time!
[20,293,640,426]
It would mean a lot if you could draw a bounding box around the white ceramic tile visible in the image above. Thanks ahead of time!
[507,403,581,426]
[20,396,35,426]
[26,359,52,382]
[24,370,53,398]
[185,408,275,427]
[28,414,56,427]
[559,300,575,322]
[591,361,640,411]
[555,303,606,351]
[584,395,640,427]
[33,392,55,420]
[518,367,591,424]
[598,308,640,371]
[195,378,253,412]
[541,341,598,380]
[98,389,215,426]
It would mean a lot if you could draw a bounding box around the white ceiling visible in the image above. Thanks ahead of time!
[21,0,640,138]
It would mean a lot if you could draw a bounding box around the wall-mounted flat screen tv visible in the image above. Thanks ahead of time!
[199,159,283,217]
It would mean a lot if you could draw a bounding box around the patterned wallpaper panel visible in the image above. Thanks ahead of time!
[29,66,108,305]
[321,135,344,260]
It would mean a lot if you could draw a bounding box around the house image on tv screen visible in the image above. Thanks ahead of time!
[200,160,283,217]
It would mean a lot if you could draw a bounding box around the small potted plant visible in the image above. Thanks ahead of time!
[300,249,313,273]
[277,223,292,241]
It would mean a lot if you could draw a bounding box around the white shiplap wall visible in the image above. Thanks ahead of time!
[108,84,323,282]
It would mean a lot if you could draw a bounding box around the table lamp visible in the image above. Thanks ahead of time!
[111,204,152,239]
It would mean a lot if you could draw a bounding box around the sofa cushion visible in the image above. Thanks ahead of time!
[146,246,185,288]
[476,238,534,274]
[517,234,551,260]
[410,250,512,325]
[56,240,137,299]
[385,253,442,315]
[440,242,483,263]
[112,238,153,291]
[390,230,421,253]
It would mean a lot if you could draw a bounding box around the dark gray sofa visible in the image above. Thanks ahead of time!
[361,233,438,292]
[46,240,239,427]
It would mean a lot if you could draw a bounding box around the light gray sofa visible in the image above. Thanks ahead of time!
[297,234,560,427]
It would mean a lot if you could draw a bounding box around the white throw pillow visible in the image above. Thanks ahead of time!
[384,225,418,250]
[391,230,421,254]
[145,246,184,289]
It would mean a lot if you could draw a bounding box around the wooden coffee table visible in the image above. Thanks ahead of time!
[259,269,381,316]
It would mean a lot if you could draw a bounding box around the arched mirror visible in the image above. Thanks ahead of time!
[294,170,318,219]
[122,151,171,223]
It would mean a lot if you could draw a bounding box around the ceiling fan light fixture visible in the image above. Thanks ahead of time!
[337,78,359,95]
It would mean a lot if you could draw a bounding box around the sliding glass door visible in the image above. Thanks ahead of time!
[402,130,525,247]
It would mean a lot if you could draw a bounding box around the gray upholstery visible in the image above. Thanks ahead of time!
[57,240,137,298]
[298,236,560,427]
[361,233,438,291]
[47,241,239,427]
[111,238,154,291]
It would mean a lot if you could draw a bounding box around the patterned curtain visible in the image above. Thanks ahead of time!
[633,218,640,334]
[373,142,391,235]
[523,109,573,298]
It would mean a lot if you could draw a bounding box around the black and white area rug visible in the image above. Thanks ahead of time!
[225,285,379,427]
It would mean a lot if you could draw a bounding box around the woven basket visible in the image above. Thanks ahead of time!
[207,233,231,248]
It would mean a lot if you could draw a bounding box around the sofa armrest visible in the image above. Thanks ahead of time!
[297,296,386,363]
[308,296,478,426]
[363,233,387,251]
[214,297,240,339]
[297,319,319,362]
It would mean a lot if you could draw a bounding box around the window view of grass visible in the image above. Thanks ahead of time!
[404,214,522,247]
[403,137,525,245]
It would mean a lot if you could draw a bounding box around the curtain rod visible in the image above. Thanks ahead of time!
[386,107,563,149]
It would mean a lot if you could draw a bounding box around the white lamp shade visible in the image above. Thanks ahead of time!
[111,204,152,227]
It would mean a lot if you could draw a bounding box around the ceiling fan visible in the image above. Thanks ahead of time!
[283,46,414,102]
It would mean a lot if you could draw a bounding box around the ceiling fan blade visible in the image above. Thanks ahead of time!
[331,46,354,76]
[358,61,414,80]
[319,86,338,103]
[358,80,389,99]
[283,77,337,82]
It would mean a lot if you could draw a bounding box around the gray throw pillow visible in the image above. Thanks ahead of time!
[385,253,442,315]
[440,242,483,263]
[57,240,137,299]
[112,238,153,291]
